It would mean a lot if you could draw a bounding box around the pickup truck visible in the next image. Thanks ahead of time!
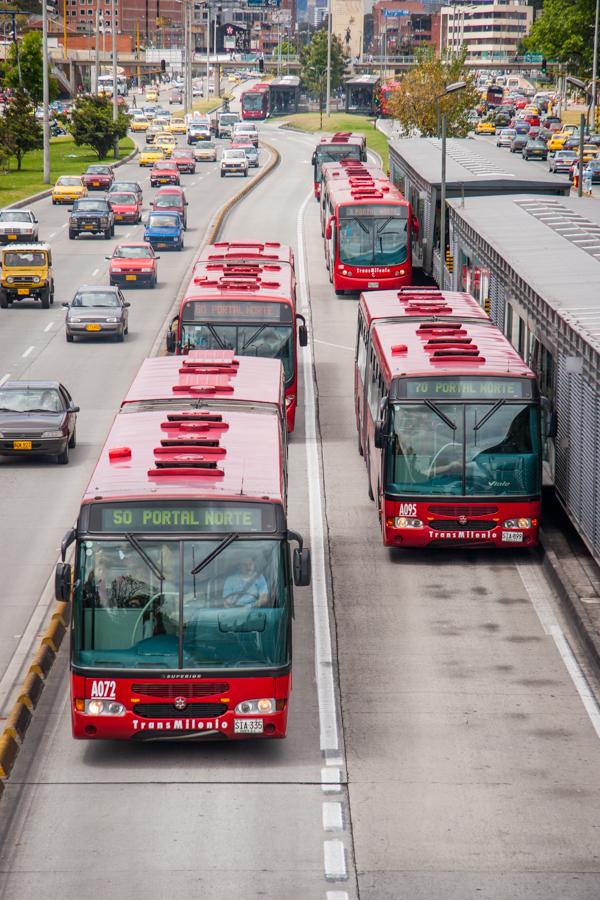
[69,198,115,240]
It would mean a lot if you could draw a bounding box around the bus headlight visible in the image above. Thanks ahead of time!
[503,517,532,530]
[85,699,126,716]
[235,698,276,715]
[394,517,423,529]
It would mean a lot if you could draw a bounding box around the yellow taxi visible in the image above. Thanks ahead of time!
[155,133,177,156]
[130,115,150,132]
[145,88,158,102]
[139,147,166,167]
[547,132,568,151]
[582,144,599,163]
[168,118,187,134]
[475,119,496,135]
[51,175,88,205]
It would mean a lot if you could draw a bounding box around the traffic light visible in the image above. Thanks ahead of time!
[445,250,454,274]
[258,57,264,73]
[483,297,491,315]
[541,57,547,73]
[160,59,166,73]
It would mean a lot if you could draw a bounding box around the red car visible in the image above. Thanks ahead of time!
[150,162,180,187]
[109,191,143,224]
[108,242,159,288]
[82,164,114,191]
[524,114,540,127]
[170,148,196,174]
[151,187,188,229]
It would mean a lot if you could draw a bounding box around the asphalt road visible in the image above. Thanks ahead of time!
[1,99,600,900]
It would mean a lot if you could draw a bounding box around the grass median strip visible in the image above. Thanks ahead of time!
[280,112,389,169]
[0,135,136,208]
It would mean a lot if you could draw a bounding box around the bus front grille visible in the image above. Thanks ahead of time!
[132,682,229,699]
[133,702,228,718]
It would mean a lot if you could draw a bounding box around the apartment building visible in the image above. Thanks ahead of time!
[440,0,533,60]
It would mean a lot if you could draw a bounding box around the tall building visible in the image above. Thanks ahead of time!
[372,0,441,55]
[440,1,533,60]
[332,0,364,58]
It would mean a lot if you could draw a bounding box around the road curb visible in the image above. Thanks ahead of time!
[0,137,281,794]
[8,146,139,210]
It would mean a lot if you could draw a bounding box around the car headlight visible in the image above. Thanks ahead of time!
[100,217,109,225]
[6,276,14,284]
[105,317,119,323]
[235,698,277,715]
[70,317,82,322]
[32,276,41,284]
[84,699,126,716]
[503,518,533,530]
[41,430,64,438]
[394,517,423,529]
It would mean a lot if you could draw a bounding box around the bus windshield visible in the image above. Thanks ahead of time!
[385,402,540,496]
[315,145,362,182]
[339,209,409,267]
[180,322,294,383]
[242,93,265,112]
[73,538,289,670]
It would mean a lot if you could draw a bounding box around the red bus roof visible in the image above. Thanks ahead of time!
[197,241,294,267]
[321,160,392,193]
[371,319,534,384]
[183,260,296,306]
[317,132,366,148]
[83,408,284,505]
[243,83,270,94]
[121,352,285,412]
[359,288,491,329]
[322,168,408,209]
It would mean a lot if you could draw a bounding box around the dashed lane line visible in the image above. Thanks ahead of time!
[0,373,10,387]
[43,322,55,332]
[21,346,35,358]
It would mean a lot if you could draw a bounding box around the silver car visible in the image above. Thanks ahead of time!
[496,128,516,148]
[63,284,130,342]
[193,140,218,162]
[0,208,39,244]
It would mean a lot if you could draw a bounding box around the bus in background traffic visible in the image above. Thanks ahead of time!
[355,307,542,549]
[241,83,270,120]
[379,80,400,118]
[57,405,311,741]
[167,260,307,431]
[486,84,504,107]
[320,160,415,294]
[312,133,368,199]
[98,73,128,98]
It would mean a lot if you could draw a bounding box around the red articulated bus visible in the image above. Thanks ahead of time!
[241,83,270,120]
[312,132,368,199]
[58,404,311,741]
[355,290,542,548]
[196,240,295,269]
[379,80,400,118]
[167,260,307,432]
[320,160,415,294]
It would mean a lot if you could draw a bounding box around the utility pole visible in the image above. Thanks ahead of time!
[63,0,68,55]
[206,1,210,102]
[112,0,119,158]
[325,0,332,117]
[592,0,599,131]
[42,0,50,183]
[183,0,189,111]
[94,6,101,94]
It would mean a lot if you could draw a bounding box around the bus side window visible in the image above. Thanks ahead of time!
[367,353,380,420]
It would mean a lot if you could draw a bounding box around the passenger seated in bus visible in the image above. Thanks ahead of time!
[223,554,270,608]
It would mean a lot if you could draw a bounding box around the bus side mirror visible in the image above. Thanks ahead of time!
[166,330,177,354]
[293,548,311,587]
[325,216,334,241]
[55,562,72,603]
[296,313,308,347]
[374,420,386,449]
[311,152,316,165]
[546,410,558,439]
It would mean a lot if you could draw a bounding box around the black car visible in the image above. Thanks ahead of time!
[522,139,548,161]
[109,181,144,203]
[0,380,78,464]
[510,134,529,152]
[63,284,130,342]
[69,198,115,240]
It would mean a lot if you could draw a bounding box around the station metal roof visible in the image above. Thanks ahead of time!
[389,137,571,195]
[447,192,600,349]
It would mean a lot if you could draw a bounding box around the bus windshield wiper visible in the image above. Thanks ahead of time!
[376,217,393,234]
[474,399,505,431]
[124,533,163,582]
[241,324,267,350]
[190,533,239,575]
[425,399,456,431]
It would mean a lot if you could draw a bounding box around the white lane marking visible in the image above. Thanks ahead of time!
[0,373,10,387]
[92,267,99,277]
[298,188,341,756]
[125,231,132,238]
[22,345,35,358]
[43,322,55,332]
[314,339,353,352]
[323,840,347,881]
[60,223,67,229]
[518,563,600,739]
[48,231,57,240]
[322,802,343,831]
[326,893,349,900]
[321,767,341,793]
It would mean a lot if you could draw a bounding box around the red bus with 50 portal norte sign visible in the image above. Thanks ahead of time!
[56,405,311,741]
[355,296,542,548]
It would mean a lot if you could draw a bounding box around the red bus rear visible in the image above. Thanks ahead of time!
[58,406,311,741]
[355,299,542,548]
[241,83,270,120]
[379,80,400,118]
[321,160,415,294]
[312,133,368,199]
[167,260,307,432]
[197,241,295,269]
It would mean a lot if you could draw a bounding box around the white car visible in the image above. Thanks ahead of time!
[0,208,39,244]
[232,125,258,147]
[496,128,516,148]
[220,149,248,177]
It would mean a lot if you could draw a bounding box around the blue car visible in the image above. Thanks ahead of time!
[144,211,184,251]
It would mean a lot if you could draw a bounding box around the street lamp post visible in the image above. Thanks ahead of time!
[42,0,50,183]
[112,0,119,158]
[592,0,599,130]
[436,80,466,287]
[325,0,332,117]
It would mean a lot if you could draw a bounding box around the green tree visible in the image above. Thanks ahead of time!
[388,48,479,138]
[70,95,130,159]
[300,29,346,127]
[6,32,58,104]
[523,0,596,76]
[1,88,43,170]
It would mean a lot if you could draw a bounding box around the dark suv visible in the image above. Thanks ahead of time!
[69,198,115,240]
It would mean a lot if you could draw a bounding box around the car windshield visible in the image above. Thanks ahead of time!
[57,177,82,186]
[338,209,409,268]
[113,246,153,259]
[74,201,108,212]
[198,142,215,149]
[112,183,139,193]
[72,291,119,308]
[0,211,32,222]
[72,538,289,670]
[154,197,181,208]
[87,166,110,174]
[110,193,137,204]
[0,387,62,413]
[172,151,189,158]
[385,401,540,497]
[148,214,178,228]
[220,114,239,124]
[3,250,46,267]
[224,150,246,160]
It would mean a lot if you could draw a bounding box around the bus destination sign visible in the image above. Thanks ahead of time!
[404,377,532,399]
[88,501,277,533]
[182,300,291,323]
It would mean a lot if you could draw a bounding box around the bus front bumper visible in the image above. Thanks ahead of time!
[72,707,289,740]
[334,268,410,292]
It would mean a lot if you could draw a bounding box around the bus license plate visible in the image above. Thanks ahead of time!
[13,440,32,450]
[86,323,101,331]
[502,531,524,543]
[126,274,137,280]
[234,719,263,734]
[368,282,380,288]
